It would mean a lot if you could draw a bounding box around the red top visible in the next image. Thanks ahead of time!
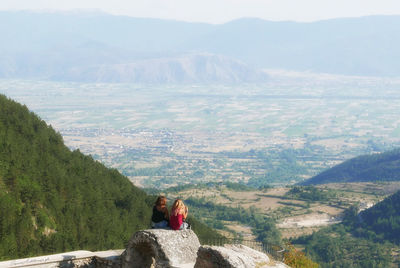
[169,213,183,230]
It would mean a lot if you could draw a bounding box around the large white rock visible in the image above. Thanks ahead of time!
[195,244,290,268]
[121,229,200,268]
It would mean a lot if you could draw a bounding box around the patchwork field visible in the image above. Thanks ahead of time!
[165,181,400,239]
[1,72,400,188]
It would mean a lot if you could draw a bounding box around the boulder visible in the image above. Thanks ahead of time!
[121,229,200,268]
[194,244,289,268]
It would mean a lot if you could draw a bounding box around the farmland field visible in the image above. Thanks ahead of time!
[164,181,400,239]
[1,71,400,187]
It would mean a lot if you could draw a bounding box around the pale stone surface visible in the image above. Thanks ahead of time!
[195,244,290,268]
[0,250,95,268]
[0,231,289,268]
[121,229,200,268]
[0,250,124,268]
[94,250,124,268]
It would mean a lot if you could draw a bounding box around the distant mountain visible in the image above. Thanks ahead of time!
[0,94,219,260]
[187,17,400,76]
[54,53,268,83]
[1,11,400,80]
[301,149,400,185]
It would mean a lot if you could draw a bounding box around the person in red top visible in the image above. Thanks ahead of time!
[169,199,189,230]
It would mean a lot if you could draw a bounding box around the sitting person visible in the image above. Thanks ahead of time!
[169,199,189,230]
[151,195,169,228]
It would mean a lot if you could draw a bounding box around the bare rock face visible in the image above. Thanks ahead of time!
[121,229,200,268]
[195,244,289,268]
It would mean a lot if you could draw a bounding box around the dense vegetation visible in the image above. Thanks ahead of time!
[149,181,257,194]
[184,197,282,246]
[0,94,152,259]
[295,225,393,268]
[293,149,400,266]
[126,146,314,189]
[244,149,309,187]
[302,149,400,185]
[356,190,400,244]
[293,190,400,267]
[286,186,337,202]
[284,243,319,268]
[0,94,218,260]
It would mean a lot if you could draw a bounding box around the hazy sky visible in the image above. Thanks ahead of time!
[2,0,400,23]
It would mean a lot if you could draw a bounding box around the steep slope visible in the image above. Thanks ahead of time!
[0,94,153,260]
[301,149,400,185]
[0,94,220,260]
[358,190,400,244]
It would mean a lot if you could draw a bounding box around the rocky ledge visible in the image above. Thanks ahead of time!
[0,229,289,268]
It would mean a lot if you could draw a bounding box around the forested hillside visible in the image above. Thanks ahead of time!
[293,190,400,267]
[357,190,400,244]
[0,94,151,259]
[0,94,218,260]
[302,149,400,185]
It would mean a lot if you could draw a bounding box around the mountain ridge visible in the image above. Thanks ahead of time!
[1,11,400,80]
[53,53,268,83]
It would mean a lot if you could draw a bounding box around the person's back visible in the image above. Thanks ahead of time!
[151,196,169,228]
[170,199,189,230]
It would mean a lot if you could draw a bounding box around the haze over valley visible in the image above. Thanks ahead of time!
[2,11,400,81]
[2,71,400,188]
[2,9,400,267]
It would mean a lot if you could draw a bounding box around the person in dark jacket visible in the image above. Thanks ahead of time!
[151,196,169,228]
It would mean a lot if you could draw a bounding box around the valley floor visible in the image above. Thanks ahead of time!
[165,182,400,240]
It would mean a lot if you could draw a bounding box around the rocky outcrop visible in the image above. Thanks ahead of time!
[121,229,200,268]
[1,230,289,268]
[195,244,289,268]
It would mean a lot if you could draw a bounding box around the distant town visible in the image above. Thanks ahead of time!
[1,72,399,188]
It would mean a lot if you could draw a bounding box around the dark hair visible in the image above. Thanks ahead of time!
[155,196,167,206]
